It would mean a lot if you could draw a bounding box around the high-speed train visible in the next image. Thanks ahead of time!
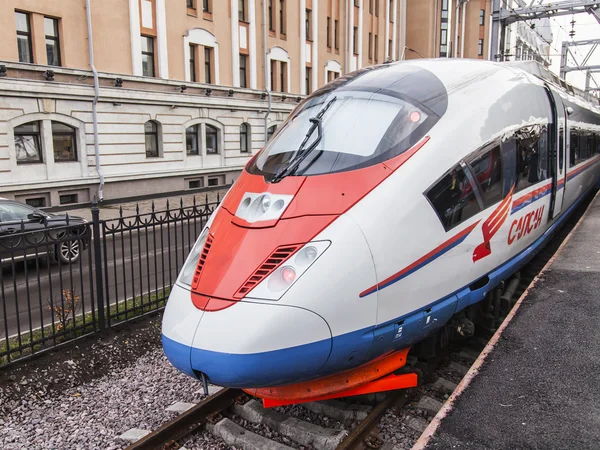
[162,59,600,401]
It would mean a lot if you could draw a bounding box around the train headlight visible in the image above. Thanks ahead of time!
[260,195,271,213]
[247,240,331,300]
[178,228,209,286]
[235,192,294,223]
[295,246,318,266]
[281,266,296,284]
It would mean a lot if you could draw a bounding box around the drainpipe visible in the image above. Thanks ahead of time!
[263,0,272,146]
[454,0,460,57]
[461,0,466,57]
[433,0,438,57]
[85,0,103,201]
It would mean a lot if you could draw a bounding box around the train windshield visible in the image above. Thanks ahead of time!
[248,88,436,179]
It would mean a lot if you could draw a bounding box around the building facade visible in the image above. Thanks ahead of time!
[0,0,410,207]
[405,0,493,60]
[503,0,552,67]
[0,0,551,207]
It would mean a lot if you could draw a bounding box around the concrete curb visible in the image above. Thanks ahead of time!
[411,189,600,450]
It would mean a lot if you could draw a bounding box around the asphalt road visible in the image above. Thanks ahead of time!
[0,218,205,345]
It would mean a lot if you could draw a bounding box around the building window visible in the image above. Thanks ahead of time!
[206,125,218,154]
[280,61,287,92]
[388,39,392,58]
[203,0,210,12]
[44,17,61,67]
[59,193,78,205]
[305,66,311,94]
[141,36,155,77]
[186,125,200,155]
[306,9,312,40]
[354,0,360,6]
[15,11,33,64]
[374,35,379,63]
[189,44,197,82]
[375,0,379,17]
[268,0,274,31]
[238,0,246,22]
[240,123,250,153]
[390,0,394,21]
[144,121,159,158]
[327,17,331,48]
[368,33,373,60]
[14,122,42,164]
[279,0,286,35]
[478,39,484,56]
[187,0,195,9]
[270,59,276,90]
[369,0,373,14]
[267,125,277,141]
[480,9,485,26]
[327,70,339,82]
[440,0,449,57]
[353,27,358,55]
[52,122,77,162]
[239,54,247,88]
[26,198,46,208]
[205,47,212,84]
[334,20,339,50]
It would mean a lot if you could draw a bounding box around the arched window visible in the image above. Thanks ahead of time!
[185,122,222,156]
[14,121,42,164]
[267,125,277,142]
[52,122,77,161]
[206,124,218,154]
[240,123,250,153]
[145,120,160,158]
[186,125,200,155]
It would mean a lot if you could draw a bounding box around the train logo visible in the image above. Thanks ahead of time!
[472,186,514,262]
[508,204,546,245]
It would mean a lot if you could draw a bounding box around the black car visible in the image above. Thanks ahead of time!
[0,198,89,265]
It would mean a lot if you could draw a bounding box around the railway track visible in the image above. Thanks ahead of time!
[123,192,597,450]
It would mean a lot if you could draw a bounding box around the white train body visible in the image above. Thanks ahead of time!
[162,59,600,388]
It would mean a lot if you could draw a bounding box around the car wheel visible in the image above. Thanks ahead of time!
[56,238,81,264]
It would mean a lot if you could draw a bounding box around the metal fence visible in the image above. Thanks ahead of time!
[0,196,218,366]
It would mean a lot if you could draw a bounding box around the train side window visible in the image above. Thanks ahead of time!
[536,127,550,181]
[558,128,564,171]
[501,138,517,196]
[570,130,578,167]
[466,145,503,207]
[425,165,481,231]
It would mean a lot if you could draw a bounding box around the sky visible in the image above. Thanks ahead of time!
[541,1,600,91]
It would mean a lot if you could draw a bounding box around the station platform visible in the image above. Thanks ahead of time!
[416,191,600,450]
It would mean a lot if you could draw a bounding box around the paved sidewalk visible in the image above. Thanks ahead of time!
[66,188,229,222]
[421,193,600,450]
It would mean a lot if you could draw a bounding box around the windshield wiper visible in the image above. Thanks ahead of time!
[270,97,337,183]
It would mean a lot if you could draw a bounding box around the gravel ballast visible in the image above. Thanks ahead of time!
[0,316,215,449]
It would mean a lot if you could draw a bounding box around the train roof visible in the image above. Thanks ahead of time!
[503,60,600,109]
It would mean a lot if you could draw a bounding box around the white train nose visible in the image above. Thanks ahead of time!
[190,301,332,387]
[162,283,204,376]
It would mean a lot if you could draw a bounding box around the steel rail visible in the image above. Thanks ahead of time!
[336,390,409,450]
[125,387,242,450]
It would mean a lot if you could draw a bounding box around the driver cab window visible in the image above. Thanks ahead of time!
[426,165,481,231]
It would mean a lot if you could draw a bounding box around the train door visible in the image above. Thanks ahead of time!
[546,86,567,219]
